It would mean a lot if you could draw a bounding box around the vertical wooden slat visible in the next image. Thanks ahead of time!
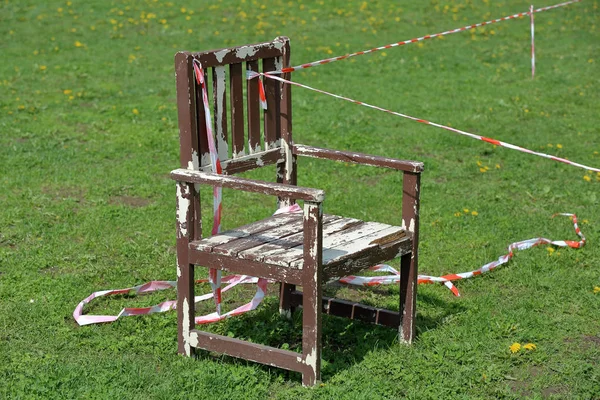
[277,38,297,317]
[262,57,280,150]
[301,201,323,386]
[194,65,210,168]
[246,60,261,153]
[399,171,421,344]
[230,63,245,158]
[212,66,229,161]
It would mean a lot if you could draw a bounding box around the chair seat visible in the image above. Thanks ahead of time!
[189,212,411,280]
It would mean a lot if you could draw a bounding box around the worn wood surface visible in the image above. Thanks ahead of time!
[189,330,303,372]
[294,144,424,173]
[171,169,325,202]
[198,148,283,175]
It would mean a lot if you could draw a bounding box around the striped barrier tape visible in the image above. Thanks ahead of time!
[74,211,586,324]
[340,213,586,295]
[248,71,600,174]
[193,60,224,315]
[270,0,580,75]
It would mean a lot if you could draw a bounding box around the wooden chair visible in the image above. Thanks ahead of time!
[171,36,423,386]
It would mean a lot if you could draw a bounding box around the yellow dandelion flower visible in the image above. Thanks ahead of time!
[495,164,501,169]
[523,343,536,351]
[547,247,555,254]
[463,208,469,213]
[583,175,592,182]
[593,286,600,294]
[18,105,25,110]
[471,211,478,216]
[476,160,483,167]
[454,212,461,217]
[63,89,72,95]
[132,108,140,115]
[479,167,487,173]
[186,15,191,20]
[187,29,192,34]
[74,41,84,47]
[556,144,563,149]
[39,65,47,71]
[68,96,74,100]
[509,343,521,353]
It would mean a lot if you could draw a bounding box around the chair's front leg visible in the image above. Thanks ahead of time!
[176,181,196,357]
[400,171,421,344]
[301,201,323,386]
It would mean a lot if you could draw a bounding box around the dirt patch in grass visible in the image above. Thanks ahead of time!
[109,195,151,208]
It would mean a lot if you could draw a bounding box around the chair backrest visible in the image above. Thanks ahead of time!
[175,36,293,177]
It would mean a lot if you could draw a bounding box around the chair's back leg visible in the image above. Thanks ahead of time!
[276,40,298,318]
[400,171,421,344]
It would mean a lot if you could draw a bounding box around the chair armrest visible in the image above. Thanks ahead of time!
[293,144,423,173]
[170,169,325,203]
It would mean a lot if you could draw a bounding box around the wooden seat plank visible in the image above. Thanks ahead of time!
[190,212,301,252]
[238,216,360,262]
[264,220,394,267]
[212,214,339,257]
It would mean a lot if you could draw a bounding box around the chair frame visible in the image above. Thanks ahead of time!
[171,36,423,386]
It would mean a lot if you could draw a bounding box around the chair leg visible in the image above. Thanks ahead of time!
[301,279,322,386]
[399,252,417,344]
[279,283,296,319]
[177,262,195,357]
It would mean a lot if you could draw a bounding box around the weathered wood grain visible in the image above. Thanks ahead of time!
[294,144,424,173]
[171,169,325,202]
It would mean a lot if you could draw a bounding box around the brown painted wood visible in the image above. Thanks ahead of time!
[262,57,280,150]
[191,212,301,252]
[266,220,393,267]
[294,144,424,173]
[191,37,288,68]
[198,148,283,175]
[187,250,304,285]
[238,215,347,262]
[175,182,196,357]
[171,169,325,202]
[324,237,412,281]
[230,63,245,158]
[289,291,400,328]
[301,202,323,386]
[246,60,261,153]
[400,171,421,344]
[190,330,304,372]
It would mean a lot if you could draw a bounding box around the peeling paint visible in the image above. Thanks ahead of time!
[303,347,318,369]
[176,183,191,238]
[235,46,258,59]
[182,297,193,355]
[409,218,415,233]
[214,48,229,63]
[187,150,199,170]
[282,139,293,182]
[213,66,228,161]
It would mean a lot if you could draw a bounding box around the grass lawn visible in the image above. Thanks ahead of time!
[1,0,599,398]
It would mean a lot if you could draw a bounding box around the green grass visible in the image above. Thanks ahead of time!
[1,0,599,398]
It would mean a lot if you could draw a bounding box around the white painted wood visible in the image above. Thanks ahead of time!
[190,213,300,251]
[264,220,393,267]
[238,215,348,261]
[213,66,229,162]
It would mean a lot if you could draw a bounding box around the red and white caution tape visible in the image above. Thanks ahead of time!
[271,0,580,75]
[340,213,586,296]
[248,71,600,173]
[193,60,224,315]
[530,5,536,79]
